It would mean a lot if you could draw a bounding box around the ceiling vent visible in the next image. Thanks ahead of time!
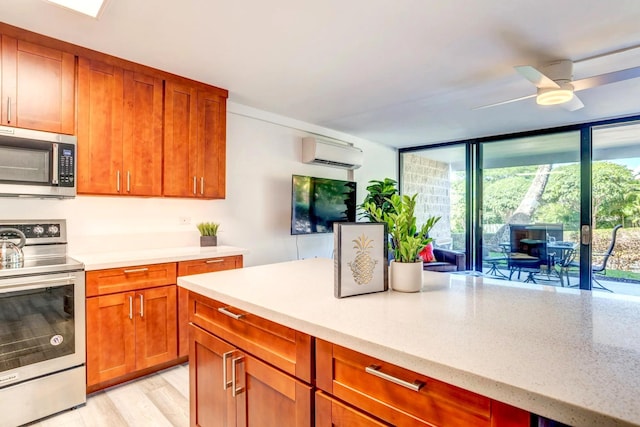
[301,136,363,170]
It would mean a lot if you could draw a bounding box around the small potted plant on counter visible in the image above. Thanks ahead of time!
[197,222,220,247]
[363,194,439,292]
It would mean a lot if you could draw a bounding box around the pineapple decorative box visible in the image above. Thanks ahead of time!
[333,222,388,298]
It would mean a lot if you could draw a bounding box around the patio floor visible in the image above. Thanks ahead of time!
[482,266,640,297]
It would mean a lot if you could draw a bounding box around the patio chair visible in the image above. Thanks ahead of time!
[567,224,622,292]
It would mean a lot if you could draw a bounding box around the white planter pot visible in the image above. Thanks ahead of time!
[390,260,423,293]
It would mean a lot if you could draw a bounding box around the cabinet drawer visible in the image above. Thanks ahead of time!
[188,292,313,383]
[316,339,492,427]
[86,262,177,297]
[178,255,242,276]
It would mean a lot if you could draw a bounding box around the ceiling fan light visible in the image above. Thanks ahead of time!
[536,87,574,106]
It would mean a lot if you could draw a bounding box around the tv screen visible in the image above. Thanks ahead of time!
[291,175,357,235]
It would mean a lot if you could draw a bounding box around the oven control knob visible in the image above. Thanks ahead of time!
[33,225,44,235]
[48,225,59,235]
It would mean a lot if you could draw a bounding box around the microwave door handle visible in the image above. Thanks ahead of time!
[51,143,59,185]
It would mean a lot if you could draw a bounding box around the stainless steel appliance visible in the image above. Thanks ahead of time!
[0,219,85,427]
[0,126,76,198]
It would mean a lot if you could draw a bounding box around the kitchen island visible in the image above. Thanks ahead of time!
[178,258,640,427]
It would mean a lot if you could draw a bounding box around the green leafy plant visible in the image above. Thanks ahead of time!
[363,194,440,263]
[196,222,220,236]
[359,178,398,222]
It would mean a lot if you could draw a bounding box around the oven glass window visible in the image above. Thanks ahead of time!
[0,146,49,183]
[0,284,75,372]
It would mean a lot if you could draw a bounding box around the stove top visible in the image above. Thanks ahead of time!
[0,219,84,279]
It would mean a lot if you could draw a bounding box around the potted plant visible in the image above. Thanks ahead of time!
[363,194,440,292]
[197,222,220,247]
[358,178,398,221]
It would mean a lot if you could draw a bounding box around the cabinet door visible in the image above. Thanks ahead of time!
[234,351,313,427]
[135,285,178,370]
[86,292,136,387]
[0,36,74,133]
[197,89,226,198]
[315,391,390,427]
[77,57,124,195]
[122,70,163,196]
[190,324,236,427]
[164,80,198,197]
[178,256,243,358]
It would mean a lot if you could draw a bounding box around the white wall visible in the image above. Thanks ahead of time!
[0,104,397,267]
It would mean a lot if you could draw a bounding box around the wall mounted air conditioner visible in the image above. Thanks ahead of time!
[301,136,363,170]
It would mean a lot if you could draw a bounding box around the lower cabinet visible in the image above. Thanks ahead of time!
[187,293,530,427]
[86,285,177,389]
[190,324,312,427]
[188,292,313,427]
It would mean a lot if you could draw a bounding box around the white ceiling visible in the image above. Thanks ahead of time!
[2,0,640,148]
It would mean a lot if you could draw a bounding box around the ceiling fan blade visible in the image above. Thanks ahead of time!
[472,93,536,110]
[572,66,640,91]
[514,65,561,89]
[560,94,584,111]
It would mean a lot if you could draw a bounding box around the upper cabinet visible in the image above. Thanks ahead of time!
[77,57,163,196]
[164,81,226,199]
[0,35,75,134]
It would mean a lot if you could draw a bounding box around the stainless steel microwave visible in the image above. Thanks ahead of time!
[0,126,76,198]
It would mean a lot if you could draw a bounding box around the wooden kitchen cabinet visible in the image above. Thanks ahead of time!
[315,391,390,427]
[0,35,75,134]
[164,80,226,199]
[316,339,530,427]
[77,57,163,196]
[188,293,313,427]
[86,263,178,391]
[177,255,243,358]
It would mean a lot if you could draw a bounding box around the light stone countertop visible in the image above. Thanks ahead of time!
[178,257,640,427]
[74,245,247,271]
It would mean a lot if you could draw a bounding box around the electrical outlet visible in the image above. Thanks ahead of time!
[179,216,191,225]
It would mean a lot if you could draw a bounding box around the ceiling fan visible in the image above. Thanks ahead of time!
[475,56,640,111]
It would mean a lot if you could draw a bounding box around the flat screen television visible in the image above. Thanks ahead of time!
[291,175,357,235]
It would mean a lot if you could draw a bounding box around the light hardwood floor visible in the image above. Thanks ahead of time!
[25,364,189,427]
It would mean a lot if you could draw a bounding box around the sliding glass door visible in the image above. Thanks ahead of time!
[590,121,640,295]
[478,132,581,286]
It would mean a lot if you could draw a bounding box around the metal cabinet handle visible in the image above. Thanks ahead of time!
[365,365,425,392]
[218,307,245,320]
[222,351,234,390]
[116,170,121,192]
[139,294,144,318]
[231,356,245,397]
[127,171,131,192]
[7,97,11,122]
[200,177,204,195]
[129,296,133,320]
[123,267,149,274]
[193,176,197,195]
[205,259,225,264]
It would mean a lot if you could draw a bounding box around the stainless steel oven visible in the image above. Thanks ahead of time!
[0,220,85,427]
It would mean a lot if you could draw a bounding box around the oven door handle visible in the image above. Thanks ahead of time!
[0,275,77,293]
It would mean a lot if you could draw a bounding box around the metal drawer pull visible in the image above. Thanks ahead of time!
[139,294,144,317]
[222,351,234,390]
[232,356,245,397]
[205,259,225,264]
[129,296,133,320]
[365,365,425,392]
[218,307,245,320]
[123,267,149,274]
